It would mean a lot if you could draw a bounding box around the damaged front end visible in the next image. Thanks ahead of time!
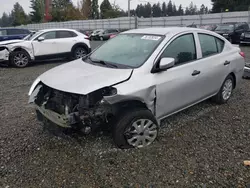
[29,82,117,133]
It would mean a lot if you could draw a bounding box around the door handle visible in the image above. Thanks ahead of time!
[192,70,201,76]
[224,61,231,65]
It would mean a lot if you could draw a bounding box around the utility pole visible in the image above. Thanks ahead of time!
[128,0,131,17]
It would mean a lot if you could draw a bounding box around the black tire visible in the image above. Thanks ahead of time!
[212,74,234,104]
[112,109,159,149]
[72,46,87,59]
[10,50,30,68]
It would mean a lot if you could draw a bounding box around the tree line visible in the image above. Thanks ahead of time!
[0,0,250,27]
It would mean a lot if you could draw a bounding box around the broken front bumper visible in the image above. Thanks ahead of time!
[35,104,73,128]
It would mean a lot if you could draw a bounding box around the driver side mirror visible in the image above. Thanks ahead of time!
[151,57,175,73]
[37,36,45,42]
[159,57,175,70]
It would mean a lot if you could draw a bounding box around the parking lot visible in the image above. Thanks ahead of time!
[0,41,250,187]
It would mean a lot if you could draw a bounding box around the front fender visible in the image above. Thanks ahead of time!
[9,46,34,60]
[103,85,156,115]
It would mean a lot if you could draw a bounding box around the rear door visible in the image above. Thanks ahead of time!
[55,30,78,53]
[193,33,229,98]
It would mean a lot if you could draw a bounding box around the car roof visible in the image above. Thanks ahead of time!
[40,28,77,32]
[123,27,210,36]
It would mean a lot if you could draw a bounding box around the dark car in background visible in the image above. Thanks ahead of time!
[90,29,119,41]
[240,30,250,45]
[98,29,119,41]
[0,28,31,42]
[78,29,93,36]
[214,22,249,43]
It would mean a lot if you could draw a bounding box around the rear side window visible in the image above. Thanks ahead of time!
[161,34,197,66]
[198,34,224,57]
[57,31,76,38]
[0,30,7,36]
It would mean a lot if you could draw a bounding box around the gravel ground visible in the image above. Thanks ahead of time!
[0,43,250,188]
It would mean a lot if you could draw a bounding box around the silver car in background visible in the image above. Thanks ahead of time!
[28,27,245,149]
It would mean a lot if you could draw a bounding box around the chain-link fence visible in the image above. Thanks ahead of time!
[16,11,250,30]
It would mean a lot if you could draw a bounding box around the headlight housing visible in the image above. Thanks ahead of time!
[28,78,40,96]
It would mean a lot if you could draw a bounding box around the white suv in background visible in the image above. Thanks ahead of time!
[6,29,91,67]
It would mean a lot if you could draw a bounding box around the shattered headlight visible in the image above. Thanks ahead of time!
[28,78,41,96]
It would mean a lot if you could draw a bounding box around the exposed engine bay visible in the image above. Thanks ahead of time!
[31,82,117,133]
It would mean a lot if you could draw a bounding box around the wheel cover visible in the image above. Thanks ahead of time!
[13,53,29,67]
[222,79,233,100]
[125,119,158,148]
[75,48,87,59]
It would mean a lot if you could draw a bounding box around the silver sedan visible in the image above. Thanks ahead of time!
[29,27,245,149]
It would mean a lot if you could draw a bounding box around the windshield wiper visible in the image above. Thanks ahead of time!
[89,58,118,68]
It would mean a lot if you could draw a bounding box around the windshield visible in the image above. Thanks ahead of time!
[93,30,103,34]
[24,32,36,40]
[89,34,163,68]
[215,24,235,31]
[25,31,42,41]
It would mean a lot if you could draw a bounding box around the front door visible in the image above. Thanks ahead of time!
[155,33,203,119]
[32,31,59,57]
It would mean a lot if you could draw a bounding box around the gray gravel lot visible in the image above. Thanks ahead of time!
[0,42,250,187]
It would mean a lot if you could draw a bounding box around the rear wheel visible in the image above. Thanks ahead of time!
[113,109,159,149]
[10,51,30,68]
[73,46,87,59]
[212,75,234,104]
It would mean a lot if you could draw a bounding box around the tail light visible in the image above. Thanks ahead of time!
[239,51,245,59]
[84,36,90,40]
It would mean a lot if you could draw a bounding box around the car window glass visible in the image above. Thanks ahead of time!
[90,34,163,68]
[0,30,7,36]
[161,34,196,66]
[40,31,56,40]
[57,31,76,38]
[216,38,225,53]
[199,34,218,57]
[7,29,24,35]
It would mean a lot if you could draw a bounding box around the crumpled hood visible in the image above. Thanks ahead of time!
[39,59,133,95]
[0,39,23,45]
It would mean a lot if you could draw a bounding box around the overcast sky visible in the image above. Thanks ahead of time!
[0,0,212,16]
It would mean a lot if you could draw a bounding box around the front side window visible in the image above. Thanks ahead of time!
[199,34,225,57]
[90,34,163,68]
[40,31,56,40]
[161,34,197,66]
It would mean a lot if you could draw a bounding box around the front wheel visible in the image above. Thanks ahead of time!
[212,75,234,104]
[10,51,30,68]
[113,109,159,149]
